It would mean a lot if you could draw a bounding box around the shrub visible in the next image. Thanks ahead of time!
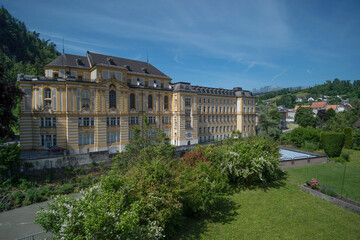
[320,186,337,197]
[344,127,353,149]
[18,178,36,190]
[302,141,318,152]
[178,159,228,217]
[0,202,10,211]
[341,152,350,162]
[24,188,45,205]
[76,174,99,189]
[321,132,344,157]
[289,127,320,148]
[219,138,281,185]
[38,185,53,197]
[9,191,24,206]
[0,141,22,177]
[36,178,166,240]
[353,128,360,147]
[56,183,73,195]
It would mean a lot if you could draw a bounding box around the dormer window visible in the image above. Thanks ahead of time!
[76,58,84,66]
[124,65,131,71]
[141,67,148,73]
[107,57,115,65]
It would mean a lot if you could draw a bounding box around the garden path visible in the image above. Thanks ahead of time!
[0,200,51,240]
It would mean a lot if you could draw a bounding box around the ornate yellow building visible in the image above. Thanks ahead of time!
[18,51,256,154]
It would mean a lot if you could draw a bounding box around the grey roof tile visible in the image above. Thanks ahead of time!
[46,51,170,79]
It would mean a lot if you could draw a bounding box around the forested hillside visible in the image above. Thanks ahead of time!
[0,6,60,82]
[257,79,360,108]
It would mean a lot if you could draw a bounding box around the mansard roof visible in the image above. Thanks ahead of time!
[46,51,171,79]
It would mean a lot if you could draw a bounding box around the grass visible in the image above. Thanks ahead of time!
[342,149,360,168]
[176,181,360,239]
[286,163,360,202]
[286,123,299,129]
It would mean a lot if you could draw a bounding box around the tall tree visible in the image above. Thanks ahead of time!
[257,105,282,140]
[295,107,318,128]
[0,64,24,138]
[0,6,60,82]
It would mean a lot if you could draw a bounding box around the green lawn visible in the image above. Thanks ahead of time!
[176,181,360,239]
[286,123,299,129]
[343,149,360,168]
[286,163,360,202]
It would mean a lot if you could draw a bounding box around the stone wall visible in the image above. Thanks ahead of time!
[280,156,328,168]
[23,152,110,170]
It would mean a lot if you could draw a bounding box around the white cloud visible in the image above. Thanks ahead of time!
[174,54,184,64]
[271,69,287,81]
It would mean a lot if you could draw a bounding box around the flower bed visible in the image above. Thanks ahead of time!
[300,185,360,214]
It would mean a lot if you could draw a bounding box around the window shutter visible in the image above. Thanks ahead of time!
[91,90,95,110]
[39,87,43,109]
[102,70,109,80]
[52,88,57,111]
[77,89,81,111]
[116,72,122,81]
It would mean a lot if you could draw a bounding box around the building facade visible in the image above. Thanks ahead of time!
[18,51,256,154]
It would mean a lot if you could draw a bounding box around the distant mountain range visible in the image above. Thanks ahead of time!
[252,86,283,94]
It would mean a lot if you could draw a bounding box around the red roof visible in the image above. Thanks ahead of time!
[311,101,327,108]
[325,105,339,111]
[294,105,311,111]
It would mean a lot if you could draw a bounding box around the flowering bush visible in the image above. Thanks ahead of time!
[218,138,282,184]
[310,178,319,189]
[35,178,165,240]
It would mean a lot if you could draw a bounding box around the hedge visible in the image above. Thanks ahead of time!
[343,127,353,149]
[321,132,344,157]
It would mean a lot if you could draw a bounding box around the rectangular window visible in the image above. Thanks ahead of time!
[45,118,52,127]
[185,109,191,117]
[83,117,90,126]
[148,116,156,124]
[45,100,52,108]
[52,118,56,127]
[185,98,191,107]
[185,120,192,129]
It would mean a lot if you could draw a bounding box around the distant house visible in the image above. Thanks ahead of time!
[308,97,314,102]
[326,104,339,111]
[310,101,327,114]
[295,97,303,103]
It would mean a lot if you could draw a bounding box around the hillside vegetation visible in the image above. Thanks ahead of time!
[257,79,360,108]
[0,6,60,82]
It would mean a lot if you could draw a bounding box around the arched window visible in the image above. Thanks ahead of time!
[148,95,153,109]
[109,90,116,108]
[82,90,89,107]
[130,93,135,109]
[164,96,169,110]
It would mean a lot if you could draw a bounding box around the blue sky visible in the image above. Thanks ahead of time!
[2,0,360,91]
